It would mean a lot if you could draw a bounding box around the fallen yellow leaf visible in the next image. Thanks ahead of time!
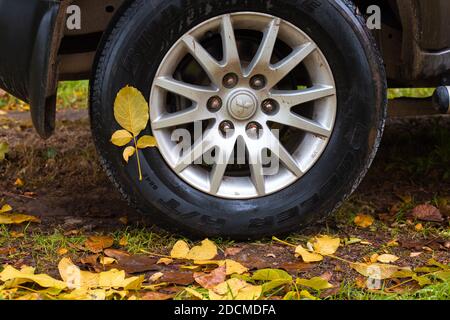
[157,258,173,265]
[377,254,399,264]
[57,248,68,255]
[0,265,66,289]
[311,235,340,255]
[185,239,217,260]
[100,257,116,265]
[224,260,248,275]
[0,204,12,214]
[14,178,24,187]
[354,213,374,228]
[0,213,40,224]
[209,278,262,300]
[351,262,407,280]
[295,245,323,263]
[170,240,190,259]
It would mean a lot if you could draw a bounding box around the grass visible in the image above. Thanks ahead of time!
[332,280,450,300]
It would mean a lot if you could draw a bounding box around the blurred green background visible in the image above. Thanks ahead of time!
[0,80,435,112]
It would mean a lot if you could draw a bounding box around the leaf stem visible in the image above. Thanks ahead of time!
[133,135,143,181]
[272,236,296,248]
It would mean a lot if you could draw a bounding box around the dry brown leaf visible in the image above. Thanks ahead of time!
[194,265,226,289]
[84,236,114,253]
[115,255,158,273]
[80,254,100,265]
[104,249,130,260]
[224,247,243,256]
[224,260,248,275]
[412,204,443,222]
[159,272,194,286]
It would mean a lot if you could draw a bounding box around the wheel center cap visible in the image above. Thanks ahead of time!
[227,90,257,120]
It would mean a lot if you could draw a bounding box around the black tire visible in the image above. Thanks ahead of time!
[89,0,387,239]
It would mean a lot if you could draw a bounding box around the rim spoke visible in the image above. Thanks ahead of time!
[174,131,216,173]
[209,139,237,194]
[154,76,217,102]
[268,42,316,88]
[271,85,335,107]
[247,143,266,196]
[245,18,281,77]
[271,111,331,138]
[220,15,241,72]
[268,131,303,177]
[182,34,222,85]
[152,107,212,130]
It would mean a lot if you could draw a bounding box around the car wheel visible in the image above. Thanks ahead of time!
[90,0,387,239]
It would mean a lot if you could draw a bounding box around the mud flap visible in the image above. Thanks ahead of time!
[0,0,66,138]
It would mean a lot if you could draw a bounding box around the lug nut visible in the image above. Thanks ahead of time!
[207,96,222,111]
[246,122,261,138]
[223,73,238,88]
[261,99,278,114]
[219,121,234,135]
[250,75,266,90]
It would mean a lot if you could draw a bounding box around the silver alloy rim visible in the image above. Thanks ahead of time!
[150,12,337,199]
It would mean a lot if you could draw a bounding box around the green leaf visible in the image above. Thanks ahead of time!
[296,277,333,290]
[252,269,292,282]
[427,259,449,270]
[114,86,149,136]
[111,130,133,147]
[412,274,432,287]
[283,290,319,300]
[434,270,450,281]
[137,135,157,149]
[261,279,291,293]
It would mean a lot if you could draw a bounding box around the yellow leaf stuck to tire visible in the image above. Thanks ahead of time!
[114,86,149,136]
[111,130,133,146]
[123,146,136,163]
[137,135,157,149]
